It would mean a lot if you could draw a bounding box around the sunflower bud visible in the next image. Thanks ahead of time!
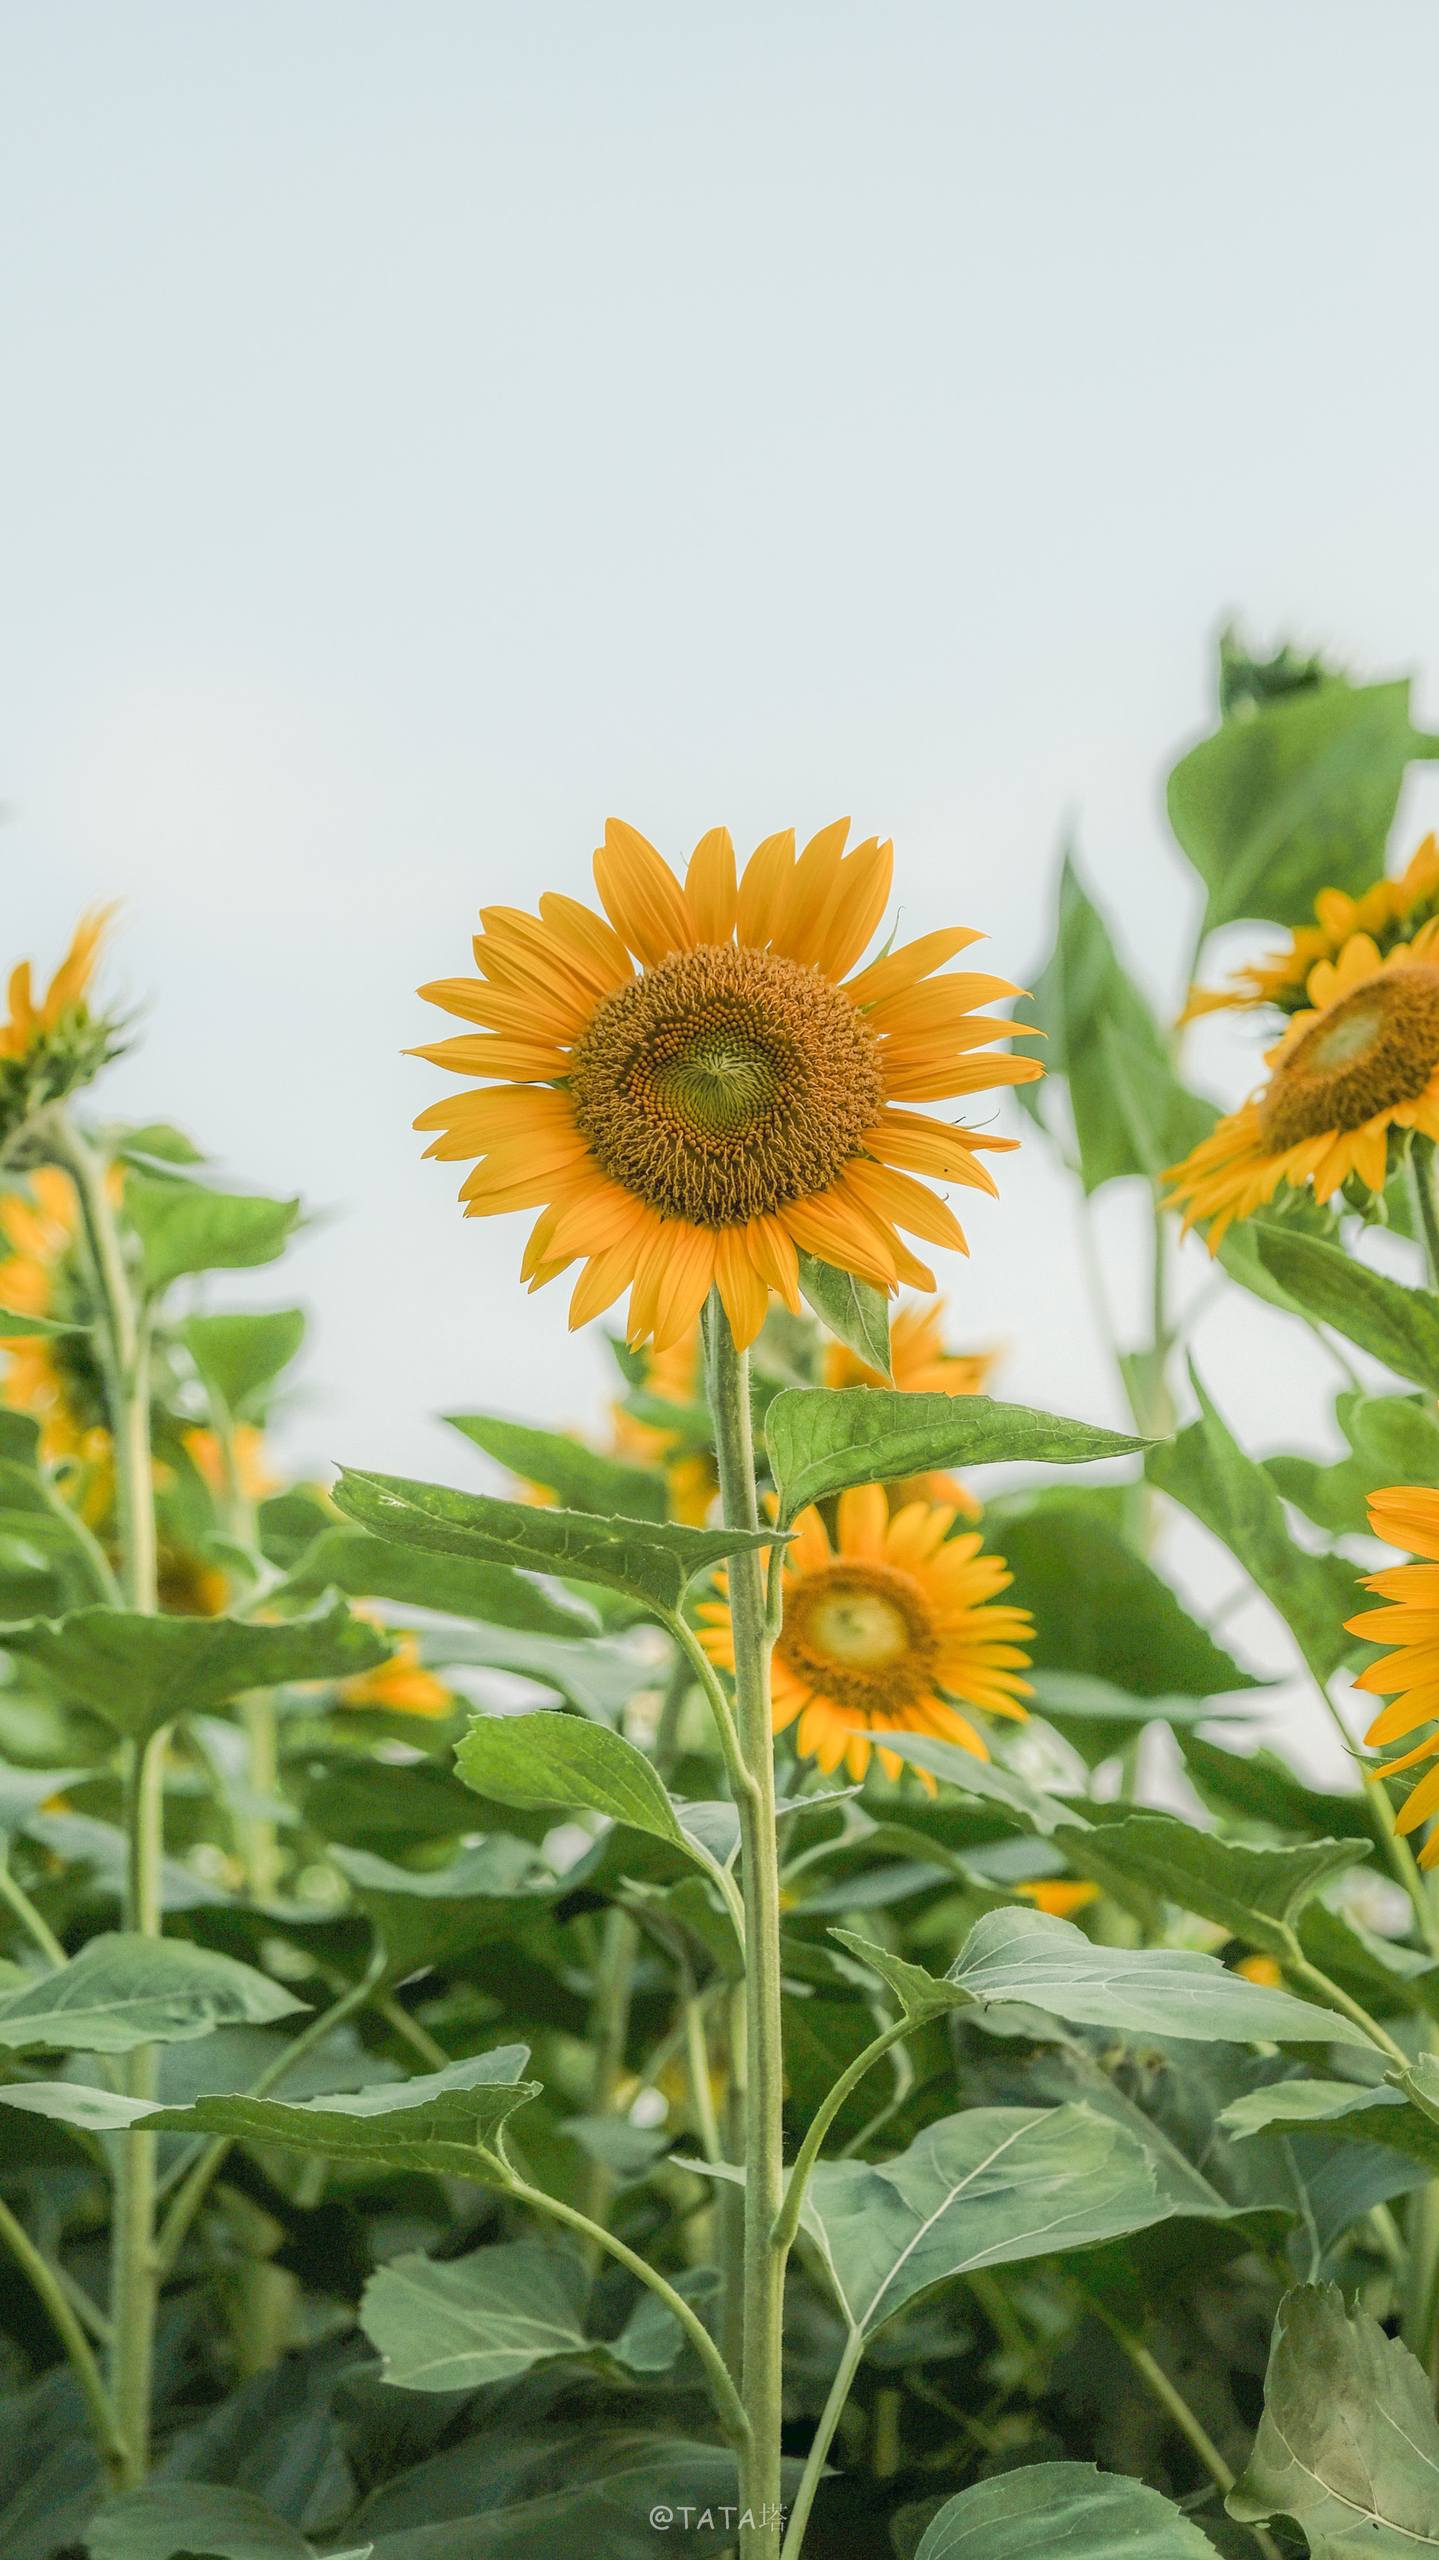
[0,909,126,1160]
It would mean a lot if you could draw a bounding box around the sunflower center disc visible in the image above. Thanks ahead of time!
[778,1560,937,1717]
[1258,966,1439,1151]
[568,943,885,1225]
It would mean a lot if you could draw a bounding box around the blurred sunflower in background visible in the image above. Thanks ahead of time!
[338,1608,454,1718]
[0,908,123,1155]
[1346,1486,1439,1869]
[413,818,1038,1350]
[1166,928,1439,1248]
[0,1166,115,1506]
[1181,836,1439,1022]
[700,1482,1031,1781]
[609,1325,716,1524]
[825,1294,996,1514]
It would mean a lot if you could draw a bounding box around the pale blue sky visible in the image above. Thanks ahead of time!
[6,2,1439,1765]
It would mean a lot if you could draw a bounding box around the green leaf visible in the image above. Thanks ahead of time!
[455,1713,724,1894]
[998,1497,1260,1697]
[1147,1366,1353,1679]
[361,2238,676,2393]
[1256,1227,1439,1391]
[331,1467,773,1619]
[1168,667,1429,932]
[125,1172,302,1293]
[796,2102,1166,2338]
[0,1307,84,1338]
[795,1250,891,1376]
[443,1414,667,1521]
[857,1730,1076,1836]
[833,1907,1372,2046]
[332,1838,546,1975]
[182,1309,306,1421]
[1051,1808,1372,1958]
[912,2463,1218,2559]
[1,1599,390,1740]
[765,1388,1143,1520]
[1179,1730,1377,1844]
[0,2046,537,2177]
[1019,855,1211,1191]
[0,1934,304,2054]
[1229,2282,1439,2551]
[281,1524,598,1638]
[1221,2078,1439,2175]
[427,1621,645,1721]
[86,2484,327,2560]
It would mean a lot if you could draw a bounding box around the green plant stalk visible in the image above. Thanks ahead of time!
[0,2193,128,2484]
[576,1903,641,2246]
[1095,2308,1280,2559]
[705,1296,785,2558]
[54,1111,162,2489]
[211,1395,285,1906]
[1280,1947,1411,2068]
[496,2161,751,2456]
[773,2015,913,2258]
[0,1851,67,1969]
[780,2326,863,2559]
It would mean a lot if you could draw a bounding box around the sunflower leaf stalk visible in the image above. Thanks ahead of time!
[704,1291,786,2559]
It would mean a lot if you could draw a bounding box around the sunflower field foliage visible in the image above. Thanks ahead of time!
[13,634,1439,2558]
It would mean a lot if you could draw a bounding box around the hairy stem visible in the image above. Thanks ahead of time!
[705,1295,785,2558]
[773,2015,914,2259]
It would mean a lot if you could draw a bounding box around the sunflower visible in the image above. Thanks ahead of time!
[609,1325,716,1525]
[1345,1486,1439,1869]
[0,1167,112,1489]
[182,1424,278,1507]
[1182,838,1439,1023]
[413,820,1038,1351]
[339,1612,454,1718]
[1015,1878,1099,1919]
[0,908,120,1146]
[1166,927,1439,1250]
[825,1294,996,1515]
[699,1482,1032,1782]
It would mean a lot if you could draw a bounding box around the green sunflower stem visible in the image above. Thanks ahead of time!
[704,1292,785,2560]
[54,1109,162,2491]
[1412,1136,1439,1293]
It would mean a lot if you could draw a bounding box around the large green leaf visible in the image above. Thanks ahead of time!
[997,1497,1259,1697]
[1221,2078,1439,2175]
[795,1250,891,1375]
[331,1468,772,1619]
[86,2484,333,2560]
[1256,1227,1439,1392]
[765,1388,1142,1520]
[349,2430,761,2560]
[282,1525,598,1638]
[1229,2282,1439,2551]
[796,2103,1166,2338]
[833,1906,1371,2046]
[0,2046,537,2177]
[912,2462,1218,2559]
[1147,1367,1353,1679]
[126,1172,302,1293]
[360,2238,683,2393]
[455,1713,727,1899]
[1051,1808,1372,1957]
[333,1839,547,1976]
[0,1935,303,2054]
[1167,666,1430,932]
[181,1309,306,1421]
[1019,855,1210,1191]
[1179,1730,1376,1844]
[1,1600,390,1739]
[444,1414,666,1521]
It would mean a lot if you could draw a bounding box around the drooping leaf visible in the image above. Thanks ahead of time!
[796,2102,1166,2338]
[997,1497,1260,1697]
[455,1713,727,1899]
[0,2046,537,2177]
[765,1388,1142,1520]
[1178,1731,1376,1845]
[281,1524,598,1638]
[833,1906,1371,2046]
[422,1621,644,1721]
[0,1933,305,2054]
[796,1251,891,1376]
[1051,1808,1372,1957]
[1221,2078,1439,2176]
[857,1731,1075,1836]
[912,2461,1218,2559]
[182,1309,307,1422]
[347,2429,761,2560]
[333,1838,547,1975]
[1168,664,1431,932]
[86,2483,326,2560]
[1,1600,390,1739]
[443,1414,667,1522]
[1256,1227,1439,1392]
[331,1468,773,1619]
[360,2238,681,2394]
[1229,2281,1439,2551]
[1147,1366,1354,1679]
[125,1172,302,1293]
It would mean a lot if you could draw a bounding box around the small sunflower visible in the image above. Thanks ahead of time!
[825,1294,996,1515]
[339,1613,454,1718]
[1345,1486,1439,1869]
[1182,838,1439,1023]
[1015,1878,1099,1919]
[182,1423,277,1506]
[609,1326,716,1525]
[699,1482,1032,1782]
[1,908,121,1148]
[1166,927,1439,1250]
[0,1167,113,1490]
[413,820,1038,1351]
